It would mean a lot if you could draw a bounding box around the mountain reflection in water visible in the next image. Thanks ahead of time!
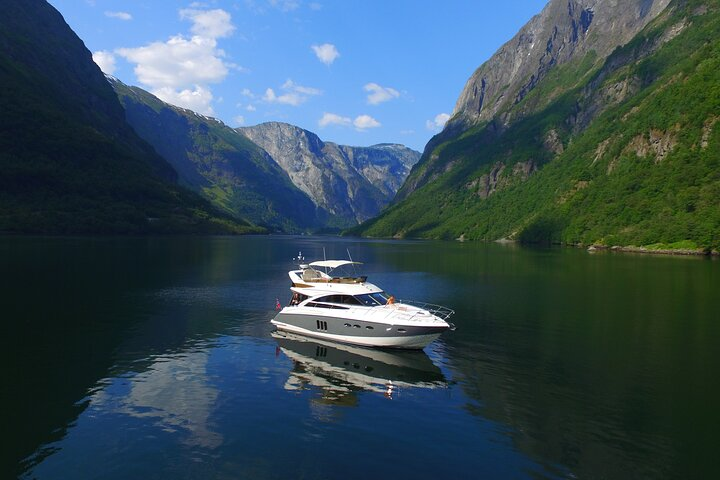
[5,236,718,480]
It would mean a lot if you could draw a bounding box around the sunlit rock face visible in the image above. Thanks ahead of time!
[239,122,419,224]
[450,0,672,129]
[395,0,673,203]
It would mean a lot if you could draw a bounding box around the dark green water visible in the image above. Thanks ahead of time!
[2,236,718,479]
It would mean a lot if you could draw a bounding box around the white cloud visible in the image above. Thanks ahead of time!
[105,11,132,21]
[400,129,415,135]
[353,115,381,130]
[117,35,229,89]
[92,50,116,75]
[281,79,321,96]
[263,88,280,102]
[318,113,381,130]
[234,115,246,125]
[154,86,214,115]
[180,9,235,39]
[241,88,255,98]
[319,112,352,128]
[263,79,321,106]
[426,112,451,131]
[115,8,236,116]
[246,104,256,111]
[309,2,322,10]
[263,88,302,106]
[364,83,400,105]
[311,43,339,65]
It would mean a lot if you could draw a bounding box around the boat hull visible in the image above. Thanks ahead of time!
[271,311,448,349]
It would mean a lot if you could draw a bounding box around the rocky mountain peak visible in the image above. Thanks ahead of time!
[242,121,325,157]
[238,122,420,224]
[450,0,672,129]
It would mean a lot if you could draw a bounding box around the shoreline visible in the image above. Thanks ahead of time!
[491,237,718,257]
[365,234,720,257]
[585,244,719,257]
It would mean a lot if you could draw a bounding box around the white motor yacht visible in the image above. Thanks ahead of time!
[271,255,455,349]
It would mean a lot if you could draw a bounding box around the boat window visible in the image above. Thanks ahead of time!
[355,294,381,306]
[370,292,389,304]
[355,293,390,306]
[306,302,349,310]
[314,295,362,306]
[289,293,309,306]
[340,295,362,305]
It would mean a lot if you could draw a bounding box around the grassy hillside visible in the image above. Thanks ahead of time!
[351,0,720,252]
[0,0,258,235]
[112,82,329,233]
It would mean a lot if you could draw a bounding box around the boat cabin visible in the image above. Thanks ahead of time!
[285,260,395,308]
[288,292,391,309]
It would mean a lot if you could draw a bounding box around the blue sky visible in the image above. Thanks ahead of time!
[48,0,547,152]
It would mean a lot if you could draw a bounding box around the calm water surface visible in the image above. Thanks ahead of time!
[2,236,718,479]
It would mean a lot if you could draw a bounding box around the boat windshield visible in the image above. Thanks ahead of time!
[355,292,389,306]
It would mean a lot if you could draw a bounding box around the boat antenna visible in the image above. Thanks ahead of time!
[347,248,358,275]
[323,247,327,274]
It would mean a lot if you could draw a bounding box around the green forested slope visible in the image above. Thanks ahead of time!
[112,81,325,232]
[0,0,256,234]
[351,0,720,252]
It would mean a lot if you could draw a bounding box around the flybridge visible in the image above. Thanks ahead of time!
[296,260,367,285]
[295,251,363,277]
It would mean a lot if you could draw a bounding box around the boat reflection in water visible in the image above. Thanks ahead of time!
[273,331,447,404]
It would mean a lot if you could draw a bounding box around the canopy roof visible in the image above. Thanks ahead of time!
[308,260,362,269]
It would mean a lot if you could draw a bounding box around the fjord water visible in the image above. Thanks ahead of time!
[2,236,718,479]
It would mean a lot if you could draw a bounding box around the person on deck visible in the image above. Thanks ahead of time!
[290,293,300,306]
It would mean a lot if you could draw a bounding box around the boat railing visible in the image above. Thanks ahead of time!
[396,300,455,321]
[303,276,367,284]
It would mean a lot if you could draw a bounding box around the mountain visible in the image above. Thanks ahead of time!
[352,0,720,252]
[449,0,672,131]
[339,143,420,198]
[111,80,327,232]
[238,122,420,225]
[0,0,254,234]
[111,84,419,231]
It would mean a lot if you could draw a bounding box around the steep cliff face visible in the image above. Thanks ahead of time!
[0,0,249,234]
[238,122,419,224]
[339,143,419,198]
[352,0,720,251]
[451,0,672,128]
[111,81,324,232]
[398,0,672,201]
